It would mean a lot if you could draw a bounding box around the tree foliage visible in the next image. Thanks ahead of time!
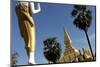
[71,5,92,31]
[43,37,62,63]
[11,52,19,67]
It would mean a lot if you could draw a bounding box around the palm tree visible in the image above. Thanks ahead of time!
[71,5,94,59]
[11,52,19,67]
[43,37,62,63]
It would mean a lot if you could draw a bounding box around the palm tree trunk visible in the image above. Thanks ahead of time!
[84,30,94,60]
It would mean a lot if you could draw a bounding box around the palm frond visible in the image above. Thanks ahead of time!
[74,5,86,11]
[43,37,62,63]
[71,9,78,17]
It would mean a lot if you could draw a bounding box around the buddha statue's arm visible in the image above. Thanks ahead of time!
[30,2,41,14]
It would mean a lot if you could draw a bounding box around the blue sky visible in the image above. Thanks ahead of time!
[11,1,96,65]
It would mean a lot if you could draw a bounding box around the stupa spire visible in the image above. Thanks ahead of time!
[64,27,72,48]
